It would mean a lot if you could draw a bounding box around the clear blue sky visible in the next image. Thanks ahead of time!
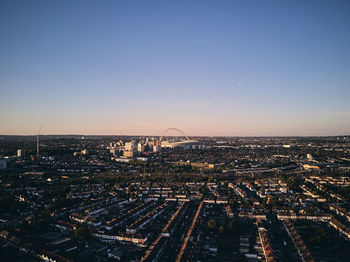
[1,0,349,136]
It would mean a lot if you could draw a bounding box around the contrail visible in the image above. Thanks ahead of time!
[237,66,247,88]
[237,78,244,88]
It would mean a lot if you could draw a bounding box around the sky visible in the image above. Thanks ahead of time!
[1,0,350,136]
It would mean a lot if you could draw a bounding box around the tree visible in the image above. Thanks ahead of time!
[207,218,217,231]
[74,226,90,240]
[37,216,50,232]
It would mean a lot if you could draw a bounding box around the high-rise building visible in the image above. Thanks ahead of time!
[110,148,118,156]
[153,145,161,153]
[307,154,313,161]
[123,150,134,158]
[0,158,6,169]
[137,143,144,152]
[125,142,135,151]
[17,149,23,158]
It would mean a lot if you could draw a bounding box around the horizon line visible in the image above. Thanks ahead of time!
[0,133,349,138]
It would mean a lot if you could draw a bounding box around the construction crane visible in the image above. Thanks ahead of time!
[36,126,42,157]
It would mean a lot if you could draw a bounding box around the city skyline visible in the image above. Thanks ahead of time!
[1,0,350,136]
